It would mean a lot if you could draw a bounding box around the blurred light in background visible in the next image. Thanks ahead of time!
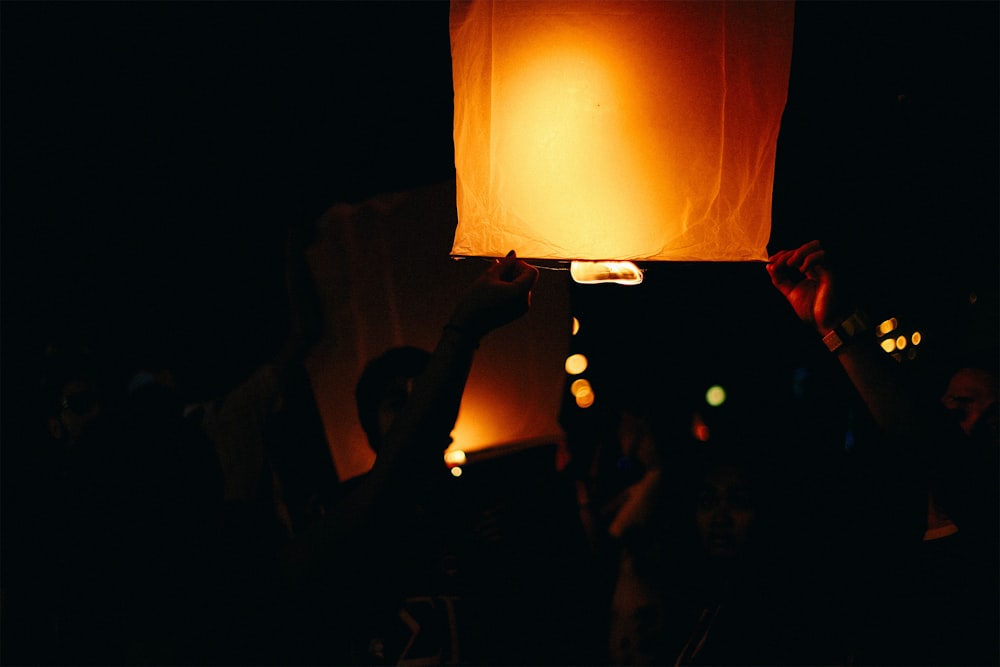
[565,353,588,375]
[575,388,596,409]
[705,384,727,407]
[692,412,711,442]
[444,449,468,467]
[875,313,925,363]
[570,378,592,398]
[878,318,898,336]
[570,378,595,409]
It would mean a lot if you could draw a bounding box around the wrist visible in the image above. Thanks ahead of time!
[821,310,871,353]
[442,322,481,349]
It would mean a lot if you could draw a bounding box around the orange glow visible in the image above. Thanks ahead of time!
[881,338,897,353]
[565,353,588,375]
[448,385,533,453]
[911,331,922,345]
[692,412,710,442]
[446,339,568,452]
[450,0,795,264]
[878,318,898,336]
[572,317,580,336]
[895,335,907,350]
[450,466,464,478]
[305,183,570,478]
[444,449,468,467]
[570,261,643,285]
[576,390,595,409]
[570,378,592,397]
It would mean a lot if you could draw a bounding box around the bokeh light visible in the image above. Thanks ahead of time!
[705,384,726,407]
[692,412,710,442]
[878,318,898,336]
[570,378,592,397]
[565,353,589,375]
[444,449,468,467]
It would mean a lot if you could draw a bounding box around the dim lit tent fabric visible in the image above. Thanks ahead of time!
[450,0,795,263]
[305,181,570,480]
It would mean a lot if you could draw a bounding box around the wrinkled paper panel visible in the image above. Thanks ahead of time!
[450,0,794,262]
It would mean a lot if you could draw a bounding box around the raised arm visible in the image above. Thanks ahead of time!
[766,240,927,440]
[376,251,539,469]
[286,251,539,567]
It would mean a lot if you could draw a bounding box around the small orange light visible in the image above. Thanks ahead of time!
[692,412,710,442]
[878,318,898,336]
[444,450,468,467]
[565,353,588,375]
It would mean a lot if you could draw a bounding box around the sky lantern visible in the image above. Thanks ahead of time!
[304,182,570,479]
[450,0,796,283]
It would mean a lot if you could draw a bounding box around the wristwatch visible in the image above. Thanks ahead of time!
[822,310,871,353]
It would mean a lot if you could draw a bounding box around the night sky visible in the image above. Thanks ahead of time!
[3,1,997,404]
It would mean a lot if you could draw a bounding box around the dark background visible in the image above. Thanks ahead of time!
[3,0,997,406]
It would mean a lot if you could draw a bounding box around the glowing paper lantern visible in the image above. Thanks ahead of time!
[304,181,570,480]
[450,0,795,276]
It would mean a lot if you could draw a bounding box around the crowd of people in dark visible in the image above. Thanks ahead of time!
[2,0,996,663]
[2,197,996,667]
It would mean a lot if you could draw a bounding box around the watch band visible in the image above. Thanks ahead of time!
[822,310,871,353]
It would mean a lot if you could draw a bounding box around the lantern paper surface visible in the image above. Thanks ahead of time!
[450,0,795,263]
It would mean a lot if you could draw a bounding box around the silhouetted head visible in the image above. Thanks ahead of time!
[694,460,758,562]
[355,346,432,452]
[941,366,998,437]
[38,342,105,449]
[684,439,781,571]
